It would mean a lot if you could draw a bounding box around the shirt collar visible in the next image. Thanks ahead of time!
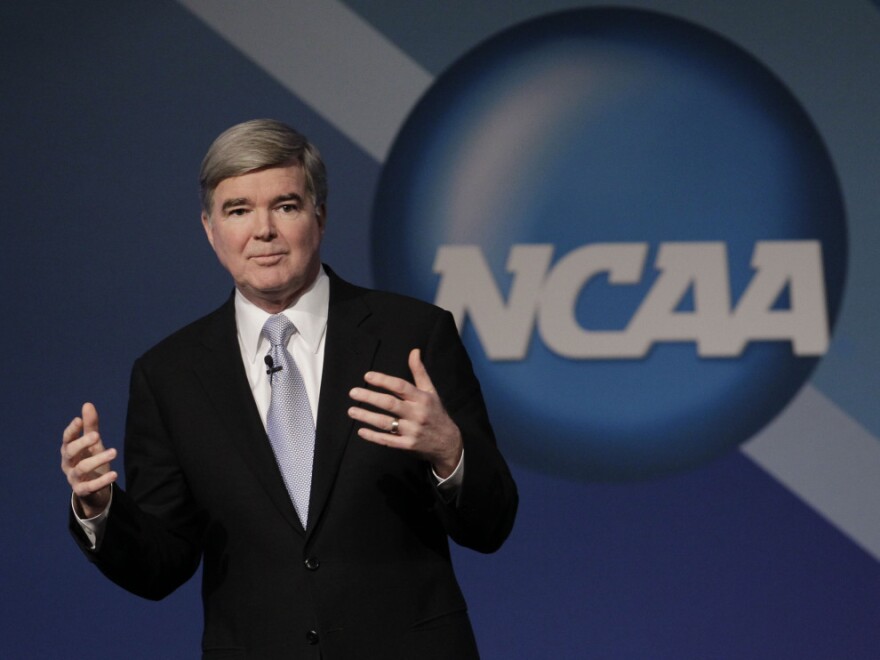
[235,266,330,365]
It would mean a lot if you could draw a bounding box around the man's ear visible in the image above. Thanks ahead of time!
[201,212,215,248]
[317,204,327,232]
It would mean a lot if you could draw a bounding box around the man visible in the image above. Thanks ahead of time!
[61,119,517,659]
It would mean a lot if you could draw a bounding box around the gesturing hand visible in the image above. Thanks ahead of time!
[61,402,118,518]
[348,349,463,478]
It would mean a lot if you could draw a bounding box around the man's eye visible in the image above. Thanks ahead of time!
[228,208,248,217]
[279,204,300,213]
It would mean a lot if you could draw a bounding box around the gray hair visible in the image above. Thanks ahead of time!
[199,119,328,214]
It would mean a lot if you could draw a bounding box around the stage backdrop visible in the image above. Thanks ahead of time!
[3,1,880,658]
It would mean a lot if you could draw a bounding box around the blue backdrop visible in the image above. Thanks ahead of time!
[3,1,880,658]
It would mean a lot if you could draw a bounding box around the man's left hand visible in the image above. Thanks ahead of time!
[348,349,463,478]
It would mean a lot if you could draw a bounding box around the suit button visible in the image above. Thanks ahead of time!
[306,630,320,645]
[304,556,320,571]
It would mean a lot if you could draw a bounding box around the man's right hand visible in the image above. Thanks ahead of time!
[61,402,118,519]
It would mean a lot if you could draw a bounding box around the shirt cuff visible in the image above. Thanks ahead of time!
[433,448,465,496]
[71,489,112,550]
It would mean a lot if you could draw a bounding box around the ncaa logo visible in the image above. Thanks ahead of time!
[371,8,847,480]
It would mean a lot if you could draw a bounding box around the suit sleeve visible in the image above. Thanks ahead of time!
[422,310,518,553]
[69,358,205,600]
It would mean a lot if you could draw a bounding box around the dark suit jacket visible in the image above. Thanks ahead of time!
[71,269,517,659]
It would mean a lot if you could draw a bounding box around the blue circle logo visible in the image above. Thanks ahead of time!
[372,8,847,480]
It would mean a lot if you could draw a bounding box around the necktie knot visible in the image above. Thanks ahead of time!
[262,314,296,348]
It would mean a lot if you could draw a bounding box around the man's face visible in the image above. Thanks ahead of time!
[202,164,325,312]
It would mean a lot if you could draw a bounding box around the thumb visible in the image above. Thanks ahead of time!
[82,402,100,436]
[408,349,435,393]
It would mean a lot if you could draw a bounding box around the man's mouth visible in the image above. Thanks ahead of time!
[250,253,285,265]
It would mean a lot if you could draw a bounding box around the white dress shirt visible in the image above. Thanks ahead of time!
[235,266,329,429]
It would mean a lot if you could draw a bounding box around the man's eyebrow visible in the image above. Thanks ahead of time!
[271,192,305,206]
[220,197,251,213]
[218,192,304,213]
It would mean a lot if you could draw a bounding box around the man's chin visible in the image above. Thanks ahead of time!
[238,279,310,311]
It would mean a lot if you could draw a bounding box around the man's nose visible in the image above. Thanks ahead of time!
[253,208,277,238]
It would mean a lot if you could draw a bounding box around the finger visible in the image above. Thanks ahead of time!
[349,387,406,416]
[356,426,411,451]
[73,447,117,478]
[63,438,109,479]
[82,402,100,436]
[362,371,414,400]
[62,431,102,464]
[61,431,96,468]
[72,471,118,499]
[62,417,84,446]
[347,406,402,434]
[408,349,436,393]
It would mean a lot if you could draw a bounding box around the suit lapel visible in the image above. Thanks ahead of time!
[307,273,378,537]
[193,295,304,534]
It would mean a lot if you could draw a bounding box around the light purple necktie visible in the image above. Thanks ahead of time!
[262,314,315,527]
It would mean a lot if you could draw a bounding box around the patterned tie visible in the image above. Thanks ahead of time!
[262,314,315,527]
